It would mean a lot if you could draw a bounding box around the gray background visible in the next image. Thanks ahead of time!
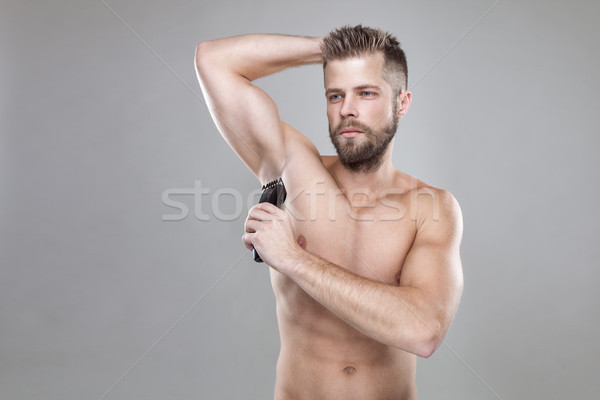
[2,0,599,399]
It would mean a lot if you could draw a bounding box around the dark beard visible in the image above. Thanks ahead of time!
[329,106,399,173]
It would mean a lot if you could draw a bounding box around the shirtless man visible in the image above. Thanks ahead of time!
[195,25,463,400]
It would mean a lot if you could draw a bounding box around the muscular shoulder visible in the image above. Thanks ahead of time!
[408,182,462,245]
[394,172,460,231]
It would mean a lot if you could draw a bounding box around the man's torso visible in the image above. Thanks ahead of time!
[271,128,429,399]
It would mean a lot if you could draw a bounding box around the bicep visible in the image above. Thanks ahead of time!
[398,191,464,329]
[195,50,286,182]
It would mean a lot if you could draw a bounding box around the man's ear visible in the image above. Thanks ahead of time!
[397,91,412,118]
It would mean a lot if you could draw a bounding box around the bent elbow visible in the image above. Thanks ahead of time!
[418,321,446,358]
[416,335,441,359]
[194,41,219,75]
[194,41,209,70]
[397,321,444,359]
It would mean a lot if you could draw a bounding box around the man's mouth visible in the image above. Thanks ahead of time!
[339,127,364,138]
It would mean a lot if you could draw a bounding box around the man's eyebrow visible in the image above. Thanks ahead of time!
[325,84,383,95]
[354,84,383,91]
[325,88,342,95]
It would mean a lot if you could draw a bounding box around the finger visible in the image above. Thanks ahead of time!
[242,232,255,251]
[254,202,280,213]
[246,208,274,223]
[252,202,286,220]
[244,219,262,233]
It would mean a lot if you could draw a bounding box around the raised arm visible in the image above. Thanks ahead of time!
[194,34,322,184]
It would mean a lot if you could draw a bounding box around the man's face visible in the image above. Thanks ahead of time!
[324,52,400,173]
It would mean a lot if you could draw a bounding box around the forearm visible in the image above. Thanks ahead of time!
[196,34,322,81]
[243,198,462,358]
[284,250,441,357]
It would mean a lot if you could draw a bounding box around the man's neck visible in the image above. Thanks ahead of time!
[331,147,398,199]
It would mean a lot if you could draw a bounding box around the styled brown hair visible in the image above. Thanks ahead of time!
[321,25,408,93]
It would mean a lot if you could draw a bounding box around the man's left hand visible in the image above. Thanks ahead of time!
[243,202,306,270]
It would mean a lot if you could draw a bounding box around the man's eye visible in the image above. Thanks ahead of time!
[329,94,342,101]
[361,91,374,96]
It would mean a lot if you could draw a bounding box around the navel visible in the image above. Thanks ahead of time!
[343,365,357,375]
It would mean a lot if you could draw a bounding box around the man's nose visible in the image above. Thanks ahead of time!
[340,97,358,118]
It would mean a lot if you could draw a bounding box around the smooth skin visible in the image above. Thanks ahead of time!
[195,33,463,400]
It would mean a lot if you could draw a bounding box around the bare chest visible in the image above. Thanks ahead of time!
[284,186,416,284]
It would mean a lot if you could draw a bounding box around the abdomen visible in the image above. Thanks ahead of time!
[271,270,417,400]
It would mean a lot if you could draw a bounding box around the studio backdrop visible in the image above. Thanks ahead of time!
[2,0,599,399]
